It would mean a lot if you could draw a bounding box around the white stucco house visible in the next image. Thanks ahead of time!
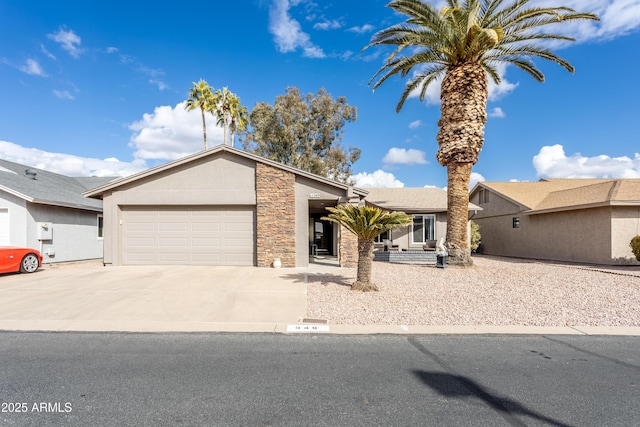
[0,159,114,264]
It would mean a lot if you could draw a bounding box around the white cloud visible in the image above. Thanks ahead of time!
[19,59,47,76]
[348,24,375,34]
[269,0,325,58]
[533,144,640,178]
[128,101,224,161]
[488,107,505,118]
[409,120,422,129]
[53,89,75,100]
[106,47,118,53]
[313,20,342,30]
[149,79,169,90]
[47,27,83,58]
[383,148,428,165]
[531,0,640,41]
[470,172,486,189]
[0,140,146,177]
[352,170,404,188]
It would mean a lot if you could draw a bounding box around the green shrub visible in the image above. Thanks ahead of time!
[470,220,481,253]
[631,235,640,261]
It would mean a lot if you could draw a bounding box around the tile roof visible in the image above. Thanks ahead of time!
[0,159,114,211]
[364,187,481,212]
[478,178,640,214]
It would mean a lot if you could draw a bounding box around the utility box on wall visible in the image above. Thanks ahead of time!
[37,222,53,240]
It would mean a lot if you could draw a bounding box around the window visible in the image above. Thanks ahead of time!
[374,230,390,244]
[97,214,104,239]
[512,217,520,229]
[411,215,435,244]
[478,189,490,204]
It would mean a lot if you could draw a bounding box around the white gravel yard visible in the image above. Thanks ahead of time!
[306,256,640,327]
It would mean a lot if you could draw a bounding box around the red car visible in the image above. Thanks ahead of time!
[0,247,42,274]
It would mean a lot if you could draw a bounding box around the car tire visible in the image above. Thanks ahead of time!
[20,254,39,273]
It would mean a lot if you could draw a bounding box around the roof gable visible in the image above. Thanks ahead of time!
[84,145,367,199]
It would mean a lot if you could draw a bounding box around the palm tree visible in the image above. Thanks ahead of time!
[323,204,413,292]
[364,0,599,266]
[228,96,249,148]
[214,87,231,145]
[185,79,215,150]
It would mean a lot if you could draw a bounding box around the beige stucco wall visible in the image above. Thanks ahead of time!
[102,153,257,265]
[611,206,640,264]
[295,176,351,267]
[476,207,614,265]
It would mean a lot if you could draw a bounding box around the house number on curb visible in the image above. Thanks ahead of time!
[287,324,330,332]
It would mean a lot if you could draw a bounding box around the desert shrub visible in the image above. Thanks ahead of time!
[470,220,481,253]
[631,235,640,261]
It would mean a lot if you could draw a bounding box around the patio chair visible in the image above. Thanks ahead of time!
[383,239,400,252]
[423,240,437,251]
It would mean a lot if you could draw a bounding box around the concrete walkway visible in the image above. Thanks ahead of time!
[1,260,639,335]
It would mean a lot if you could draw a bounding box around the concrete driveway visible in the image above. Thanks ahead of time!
[0,263,309,332]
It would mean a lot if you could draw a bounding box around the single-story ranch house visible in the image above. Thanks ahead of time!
[470,178,640,265]
[0,159,113,264]
[84,146,479,268]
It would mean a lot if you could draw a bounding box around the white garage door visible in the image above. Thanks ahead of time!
[121,206,255,266]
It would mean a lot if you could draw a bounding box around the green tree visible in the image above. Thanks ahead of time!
[470,220,481,253]
[242,87,360,183]
[185,79,215,150]
[364,0,598,266]
[323,204,413,292]
[631,235,640,262]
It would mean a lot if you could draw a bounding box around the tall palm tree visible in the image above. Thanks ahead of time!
[214,87,231,145]
[323,204,413,292]
[228,96,249,148]
[185,79,215,150]
[364,0,599,266]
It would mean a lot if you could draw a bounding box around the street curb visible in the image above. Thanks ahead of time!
[1,322,640,336]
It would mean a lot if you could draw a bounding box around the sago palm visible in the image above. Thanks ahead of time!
[185,79,215,150]
[364,0,599,266]
[323,204,413,292]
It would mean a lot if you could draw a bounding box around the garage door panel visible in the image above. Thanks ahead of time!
[122,206,255,266]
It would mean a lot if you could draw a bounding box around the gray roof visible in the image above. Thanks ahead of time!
[364,187,481,212]
[0,159,115,212]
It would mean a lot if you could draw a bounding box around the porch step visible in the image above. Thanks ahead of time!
[373,250,437,263]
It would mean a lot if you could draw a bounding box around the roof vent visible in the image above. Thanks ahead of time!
[25,169,37,180]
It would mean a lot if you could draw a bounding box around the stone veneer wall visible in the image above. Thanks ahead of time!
[256,163,296,267]
[339,224,358,268]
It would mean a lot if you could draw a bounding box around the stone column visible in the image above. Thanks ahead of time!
[256,163,296,267]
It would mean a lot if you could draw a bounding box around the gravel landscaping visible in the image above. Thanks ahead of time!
[306,256,640,327]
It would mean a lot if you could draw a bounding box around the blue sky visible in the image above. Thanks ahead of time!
[1,0,639,189]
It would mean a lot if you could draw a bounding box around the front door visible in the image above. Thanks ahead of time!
[311,218,333,256]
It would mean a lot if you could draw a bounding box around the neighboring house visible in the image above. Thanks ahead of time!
[85,146,367,268]
[364,187,481,251]
[470,178,640,265]
[0,159,114,264]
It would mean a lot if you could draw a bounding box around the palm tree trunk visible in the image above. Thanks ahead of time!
[200,106,208,150]
[436,61,487,267]
[446,162,473,266]
[352,238,377,292]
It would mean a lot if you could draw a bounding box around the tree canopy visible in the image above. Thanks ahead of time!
[242,87,360,183]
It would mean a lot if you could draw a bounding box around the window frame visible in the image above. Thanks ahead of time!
[374,230,390,244]
[97,214,104,240]
[411,214,436,244]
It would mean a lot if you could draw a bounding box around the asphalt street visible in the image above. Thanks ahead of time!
[1,333,639,426]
